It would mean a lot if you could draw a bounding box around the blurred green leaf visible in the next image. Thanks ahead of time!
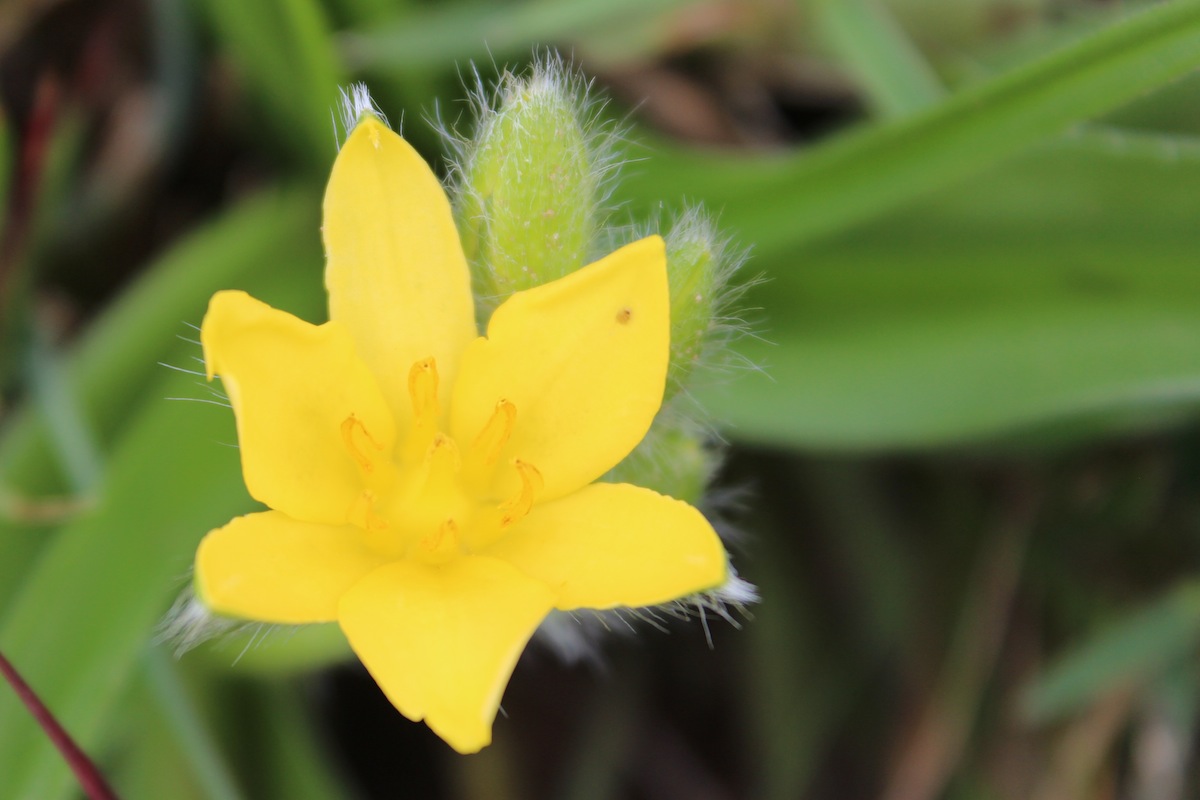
[814,0,945,118]
[0,189,320,611]
[0,256,323,796]
[0,110,10,224]
[697,129,1200,448]
[1,109,86,389]
[143,652,245,800]
[252,684,346,800]
[340,0,699,70]
[194,0,342,166]
[1021,581,1200,724]
[24,328,103,498]
[0,357,251,799]
[0,189,327,793]
[110,673,211,800]
[0,189,317,491]
[619,0,1200,250]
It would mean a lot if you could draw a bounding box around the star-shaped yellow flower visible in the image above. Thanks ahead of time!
[193,115,727,753]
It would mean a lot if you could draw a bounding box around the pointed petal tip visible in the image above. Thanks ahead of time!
[337,84,390,139]
[341,114,401,157]
[201,289,258,380]
[337,558,553,756]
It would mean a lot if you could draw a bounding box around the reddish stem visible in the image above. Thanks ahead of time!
[0,649,119,800]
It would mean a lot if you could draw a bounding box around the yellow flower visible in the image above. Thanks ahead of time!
[192,116,727,753]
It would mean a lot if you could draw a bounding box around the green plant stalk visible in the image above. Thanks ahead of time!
[0,650,117,800]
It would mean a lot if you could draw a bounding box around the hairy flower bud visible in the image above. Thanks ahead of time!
[664,209,738,400]
[451,56,616,320]
[605,419,718,507]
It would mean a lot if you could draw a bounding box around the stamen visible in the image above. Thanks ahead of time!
[498,460,543,528]
[408,358,439,417]
[460,402,513,484]
[420,518,459,555]
[417,434,462,494]
[341,414,384,474]
[405,358,440,462]
[349,490,388,532]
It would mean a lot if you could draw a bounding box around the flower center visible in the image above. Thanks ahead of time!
[340,358,539,564]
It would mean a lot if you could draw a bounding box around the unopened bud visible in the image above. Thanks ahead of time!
[605,419,718,506]
[665,210,728,399]
[455,58,607,318]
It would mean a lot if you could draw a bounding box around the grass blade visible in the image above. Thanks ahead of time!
[619,0,1200,251]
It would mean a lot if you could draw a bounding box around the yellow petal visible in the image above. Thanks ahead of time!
[195,511,388,624]
[323,117,477,428]
[337,556,554,753]
[450,236,668,502]
[484,482,727,610]
[202,290,395,525]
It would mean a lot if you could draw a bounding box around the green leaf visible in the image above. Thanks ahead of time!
[195,0,342,167]
[698,130,1200,448]
[142,652,245,800]
[1020,581,1200,724]
[340,0,700,70]
[0,188,319,611]
[0,110,10,223]
[618,0,1200,250]
[0,264,324,797]
[0,359,251,799]
[814,0,945,118]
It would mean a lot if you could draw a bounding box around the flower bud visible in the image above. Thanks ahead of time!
[454,58,609,318]
[664,209,732,400]
[605,418,719,506]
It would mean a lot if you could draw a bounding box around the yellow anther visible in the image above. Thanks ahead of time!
[341,414,384,474]
[461,399,517,492]
[471,399,517,467]
[498,459,543,528]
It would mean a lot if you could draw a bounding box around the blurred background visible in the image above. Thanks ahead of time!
[3,0,1200,798]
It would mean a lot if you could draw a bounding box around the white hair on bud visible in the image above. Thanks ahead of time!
[663,206,761,395]
[333,83,393,149]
